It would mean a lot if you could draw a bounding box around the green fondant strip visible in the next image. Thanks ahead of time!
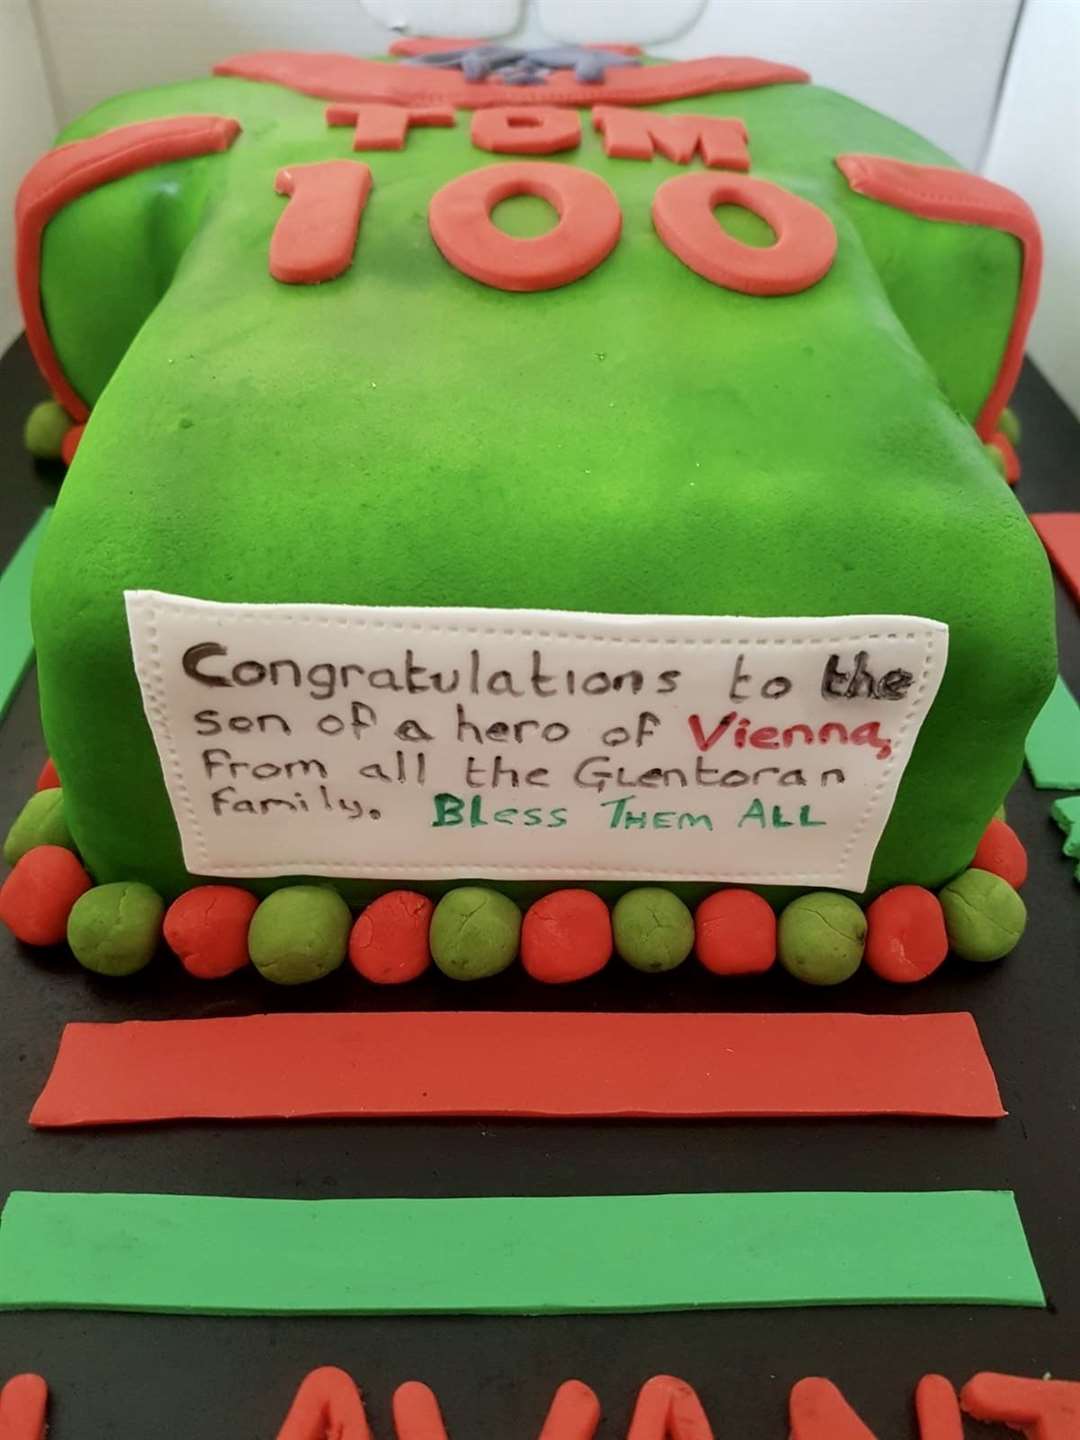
[1025,676,1080,790]
[0,1189,1043,1314]
[0,512,50,723]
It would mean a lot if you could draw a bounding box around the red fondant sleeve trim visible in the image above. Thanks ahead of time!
[836,154,1042,440]
[213,51,807,109]
[15,115,241,423]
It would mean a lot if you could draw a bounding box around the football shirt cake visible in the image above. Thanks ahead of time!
[5,40,1055,981]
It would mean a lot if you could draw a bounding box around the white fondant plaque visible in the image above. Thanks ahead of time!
[124,593,948,890]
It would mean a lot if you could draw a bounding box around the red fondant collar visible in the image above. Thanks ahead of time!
[212,51,808,108]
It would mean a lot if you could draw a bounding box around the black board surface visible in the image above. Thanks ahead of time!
[1,335,1077,1437]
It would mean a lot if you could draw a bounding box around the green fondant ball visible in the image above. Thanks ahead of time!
[939,867,1026,962]
[67,882,164,976]
[248,886,351,985]
[612,887,694,973]
[3,788,76,866]
[430,887,521,980]
[23,400,70,460]
[999,406,1021,446]
[777,892,866,985]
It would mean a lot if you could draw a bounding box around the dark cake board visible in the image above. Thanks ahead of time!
[1,335,1077,1438]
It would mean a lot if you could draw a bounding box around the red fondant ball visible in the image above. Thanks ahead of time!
[971,817,1028,889]
[694,888,777,975]
[349,890,433,984]
[163,885,258,979]
[0,844,92,945]
[521,889,612,983]
[865,885,949,984]
[34,757,60,792]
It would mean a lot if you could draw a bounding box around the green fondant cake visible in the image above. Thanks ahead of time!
[16,44,1054,911]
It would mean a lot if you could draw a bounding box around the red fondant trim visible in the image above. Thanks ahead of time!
[30,1011,1003,1127]
[1030,512,1080,607]
[0,1374,49,1440]
[391,1380,601,1440]
[961,1372,1080,1439]
[270,161,373,284]
[34,757,59,792]
[836,154,1042,440]
[990,429,1021,482]
[471,106,582,156]
[15,115,241,423]
[915,1376,964,1440]
[326,101,455,150]
[213,52,808,109]
[653,172,837,295]
[429,161,620,292]
[593,107,749,169]
[275,1367,372,1440]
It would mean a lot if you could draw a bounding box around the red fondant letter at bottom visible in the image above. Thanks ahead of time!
[961,1372,1080,1440]
[393,1380,602,1440]
[275,1367,372,1440]
[0,1375,48,1440]
[626,1376,716,1440]
[270,161,373,284]
[791,1376,965,1440]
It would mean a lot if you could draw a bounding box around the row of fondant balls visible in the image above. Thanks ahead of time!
[0,781,1027,986]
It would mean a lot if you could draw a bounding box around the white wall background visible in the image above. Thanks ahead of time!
[1,0,1077,414]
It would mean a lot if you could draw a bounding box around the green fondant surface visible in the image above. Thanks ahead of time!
[29,60,1055,901]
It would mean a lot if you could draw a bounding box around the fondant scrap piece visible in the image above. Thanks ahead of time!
[915,1376,964,1440]
[0,1189,1044,1313]
[1030,513,1080,607]
[788,1378,877,1438]
[0,512,50,724]
[1024,675,1080,789]
[960,1372,1080,1439]
[29,1011,1004,1128]
[0,1374,48,1440]
[275,1366,372,1440]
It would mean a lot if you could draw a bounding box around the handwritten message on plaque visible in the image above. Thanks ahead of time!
[125,593,948,890]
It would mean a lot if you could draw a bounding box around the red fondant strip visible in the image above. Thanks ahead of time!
[271,160,373,284]
[0,1375,48,1440]
[275,1367,372,1440]
[990,430,1021,483]
[1030,513,1080,607]
[213,52,808,109]
[961,1372,1080,1439]
[30,1011,1003,1128]
[15,115,240,422]
[836,155,1042,440]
